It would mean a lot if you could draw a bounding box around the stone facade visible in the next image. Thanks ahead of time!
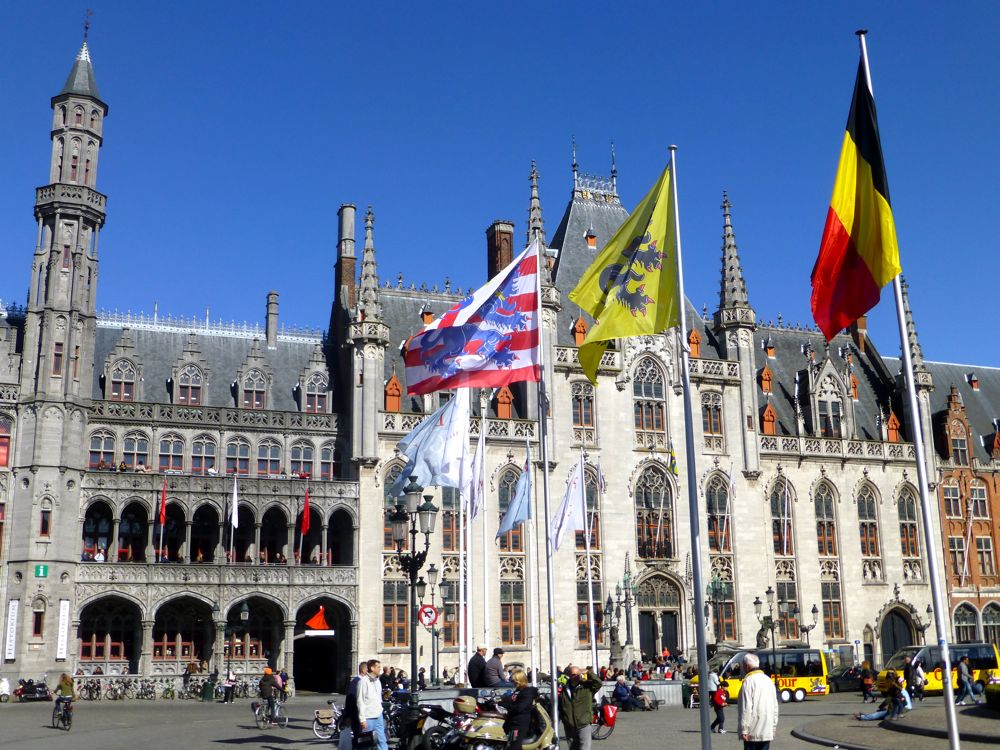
[1,42,995,693]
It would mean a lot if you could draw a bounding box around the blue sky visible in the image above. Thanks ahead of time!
[2,1,997,365]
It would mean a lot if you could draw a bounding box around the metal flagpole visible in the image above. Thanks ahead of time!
[459,483,467,680]
[853,29,958,748]
[481,392,490,649]
[580,446,599,670]
[229,476,237,565]
[158,480,166,563]
[668,145,712,749]
[525,438,541,686]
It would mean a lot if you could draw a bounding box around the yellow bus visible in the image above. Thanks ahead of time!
[692,647,829,703]
[876,643,1000,694]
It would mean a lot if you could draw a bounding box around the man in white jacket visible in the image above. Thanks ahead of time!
[357,659,388,750]
[736,653,779,750]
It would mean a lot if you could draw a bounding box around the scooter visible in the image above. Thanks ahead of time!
[448,691,555,750]
[14,678,53,702]
[0,677,11,703]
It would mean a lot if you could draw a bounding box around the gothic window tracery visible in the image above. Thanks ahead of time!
[304,372,328,413]
[635,465,673,559]
[226,438,250,476]
[814,483,837,557]
[898,488,920,558]
[575,470,601,550]
[256,439,281,475]
[498,468,523,552]
[290,442,314,477]
[191,435,217,475]
[817,376,843,438]
[706,475,731,553]
[770,478,794,557]
[177,364,203,406]
[857,485,881,559]
[122,431,149,469]
[109,360,136,402]
[633,358,666,442]
[88,430,115,469]
[242,369,266,410]
[158,434,184,472]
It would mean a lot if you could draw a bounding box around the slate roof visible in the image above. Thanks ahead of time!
[92,325,319,412]
[885,357,1000,464]
[57,43,103,104]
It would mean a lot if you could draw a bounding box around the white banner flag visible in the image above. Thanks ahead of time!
[56,600,70,660]
[550,454,586,550]
[4,599,18,660]
[231,476,239,529]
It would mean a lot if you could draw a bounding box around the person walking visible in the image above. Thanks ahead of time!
[500,668,537,750]
[954,655,981,705]
[358,659,389,750]
[737,653,778,750]
[558,666,602,750]
[910,659,926,702]
[340,662,368,750]
[485,648,512,687]
[468,645,488,688]
[704,668,721,710]
[710,680,729,733]
[223,668,236,704]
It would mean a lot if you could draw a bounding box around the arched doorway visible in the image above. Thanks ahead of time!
[119,501,148,562]
[224,596,285,675]
[82,500,113,559]
[327,509,354,565]
[260,506,289,564]
[637,575,682,660]
[77,596,142,675]
[191,504,220,563]
[293,597,351,692]
[152,597,216,674]
[880,608,914,665]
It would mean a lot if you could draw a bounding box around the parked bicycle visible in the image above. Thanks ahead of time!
[135,679,157,700]
[252,698,288,729]
[161,682,176,700]
[312,699,342,740]
[79,679,102,701]
[104,678,135,701]
[51,698,74,731]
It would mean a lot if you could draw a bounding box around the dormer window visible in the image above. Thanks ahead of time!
[762,402,778,436]
[585,226,597,248]
[760,366,773,395]
[886,411,900,443]
[242,369,266,409]
[817,376,843,438]
[850,373,859,400]
[384,374,402,413]
[688,329,701,358]
[177,364,203,406]
[573,317,588,347]
[967,373,979,391]
[951,433,969,466]
[764,337,776,359]
[110,360,137,402]
[304,373,328,413]
[495,386,514,420]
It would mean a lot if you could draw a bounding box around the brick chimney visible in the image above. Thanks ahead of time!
[336,204,357,312]
[486,220,515,280]
[265,291,279,349]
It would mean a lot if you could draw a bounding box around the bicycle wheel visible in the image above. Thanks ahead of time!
[313,719,336,740]
[592,721,614,741]
[64,710,73,731]
[254,706,266,731]
[104,686,115,701]
[274,704,288,729]
[52,706,60,728]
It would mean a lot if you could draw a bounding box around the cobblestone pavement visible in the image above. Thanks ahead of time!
[0,692,995,750]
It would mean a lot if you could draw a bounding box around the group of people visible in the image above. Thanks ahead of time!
[467,645,515,688]
[339,660,391,750]
[856,653,981,722]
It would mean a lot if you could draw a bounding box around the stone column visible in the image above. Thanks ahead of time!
[217,518,225,562]
[213,616,227,675]
[184,521,192,562]
[286,523,295,564]
[322,521,329,566]
[283,619,296,674]
[254,523,262,564]
[145,518,154,561]
[140,619,154,676]
[110,518,120,561]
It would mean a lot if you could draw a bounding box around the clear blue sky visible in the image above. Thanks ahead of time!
[3,2,997,365]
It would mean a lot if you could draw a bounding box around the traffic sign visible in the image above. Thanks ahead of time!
[417,604,438,627]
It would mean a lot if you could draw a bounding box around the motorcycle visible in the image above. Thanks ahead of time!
[15,678,53,702]
[0,677,11,703]
[445,690,555,750]
[394,702,454,750]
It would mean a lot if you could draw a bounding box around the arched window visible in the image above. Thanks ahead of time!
[158,434,184,472]
[319,442,335,480]
[706,475,730,553]
[383,464,405,551]
[110,360,137,402]
[88,430,115,469]
[857,486,880,559]
[575,471,601,550]
[242,369,266,410]
[953,604,979,643]
[633,359,666,442]
[74,106,83,125]
[817,376,843,438]
[571,382,594,429]
[770,478,794,556]
[304,373,328,413]
[0,417,11,468]
[290,442,313,477]
[256,440,281,475]
[983,604,1000,647]
[191,436,217,475]
[32,598,46,638]
[226,438,250,476]
[90,109,100,128]
[82,501,113,558]
[635,465,672,559]
[815,483,837,557]
[59,106,66,125]
[898,488,920,558]
[177,364,203,406]
[498,469,524,552]
[702,392,723,436]
[122,432,149,470]
[69,139,80,181]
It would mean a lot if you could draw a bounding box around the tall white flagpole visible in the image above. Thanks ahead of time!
[525,438,540,685]
[229,475,238,565]
[480,393,490,649]
[458,486,467,681]
[669,145,713,749]
[581,447,599,670]
[855,30,959,748]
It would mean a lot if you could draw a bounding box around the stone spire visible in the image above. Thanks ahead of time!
[358,206,381,321]
[527,161,546,246]
[610,141,618,195]
[900,276,927,375]
[571,137,579,190]
[59,40,104,104]
[713,191,754,330]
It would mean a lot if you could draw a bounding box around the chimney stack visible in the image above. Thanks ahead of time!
[486,219,515,280]
[850,315,867,353]
[266,291,279,349]
[337,204,357,311]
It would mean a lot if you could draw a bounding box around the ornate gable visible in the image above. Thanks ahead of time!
[101,327,143,401]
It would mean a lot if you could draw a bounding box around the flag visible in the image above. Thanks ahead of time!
[569,164,680,383]
[811,57,901,341]
[497,446,531,539]
[159,479,167,526]
[301,486,311,535]
[305,605,329,630]
[469,419,487,519]
[404,240,541,395]
[388,389,471,496]
[550,454,586,550]
[231,476,239,529]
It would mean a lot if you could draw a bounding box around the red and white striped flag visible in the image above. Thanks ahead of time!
[404,239,541,395]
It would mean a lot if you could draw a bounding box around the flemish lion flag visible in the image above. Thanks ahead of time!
[811,58,901,341]
[569,164,679,383]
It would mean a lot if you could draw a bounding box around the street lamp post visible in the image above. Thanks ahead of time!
[391,477,439,691]
[617,552,639,647]
[754,586,787,691]
[794,604,819,646]
[706,574,726,646]
[420,563,447,686]
[916,604,933,645]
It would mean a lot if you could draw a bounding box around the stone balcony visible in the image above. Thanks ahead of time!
[759,434,916,462]
[35,182,107,218]
[90,400,338,433]
[381,411,536,441]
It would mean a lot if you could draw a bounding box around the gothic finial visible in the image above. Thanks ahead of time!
[83,8,93,42]
[527,161,546,247]
[610,141,618,194]
[358,205,381,320]
[900,275,927,374]
[572,136,579,189]
[713,191,753,329]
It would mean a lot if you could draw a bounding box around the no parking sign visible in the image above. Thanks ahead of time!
[418,605,439,627]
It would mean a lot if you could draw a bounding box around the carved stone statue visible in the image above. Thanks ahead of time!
[755,625,770,650]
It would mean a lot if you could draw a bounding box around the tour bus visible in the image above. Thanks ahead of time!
[876,642,1000,694]
[692,647,829,703]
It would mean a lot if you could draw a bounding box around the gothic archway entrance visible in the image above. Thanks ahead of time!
[77,596,142,675]
[880,608,914,665]
[637,575,682,660]
[293,597,351,692]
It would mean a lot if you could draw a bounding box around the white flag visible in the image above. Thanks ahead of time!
[469,421,486,519]
[388,389,471,495]
[550,453,586,550]
[231,476,239,529]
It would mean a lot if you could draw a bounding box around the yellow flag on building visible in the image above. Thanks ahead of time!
[569,164,680,383]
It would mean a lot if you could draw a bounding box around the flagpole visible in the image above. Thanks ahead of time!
[459,479,467,680]
[525,438,540,686]
[853,29,958,747]
[581,447,599,671]
[158,480,166,563]
[669,145,712,749]
[229,476,236,565]
[532,238,561,743]
[481,392,490,649]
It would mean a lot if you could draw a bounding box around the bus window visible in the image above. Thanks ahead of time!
[778,651,805,677]
[961,645,995,670]
[804,657,824,677]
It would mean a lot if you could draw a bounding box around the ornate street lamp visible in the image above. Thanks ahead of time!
[754,586,786,691]
[795,604,819,646]
[705,573,727,645]
[616,552,639,646]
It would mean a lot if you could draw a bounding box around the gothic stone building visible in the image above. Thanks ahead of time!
[2,42,997,689]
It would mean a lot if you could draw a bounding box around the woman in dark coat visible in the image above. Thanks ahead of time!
[501,668,538,750]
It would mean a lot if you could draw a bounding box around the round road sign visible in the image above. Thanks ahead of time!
[418,604,439,627]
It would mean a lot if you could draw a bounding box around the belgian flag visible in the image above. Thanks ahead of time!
[811,58,901,341]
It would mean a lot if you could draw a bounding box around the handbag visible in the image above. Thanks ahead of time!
[354,731,375,749]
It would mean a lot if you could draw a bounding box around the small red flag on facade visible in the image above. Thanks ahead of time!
[301,486,311,535]
[159,479,167,526]
[304,605,329,630]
